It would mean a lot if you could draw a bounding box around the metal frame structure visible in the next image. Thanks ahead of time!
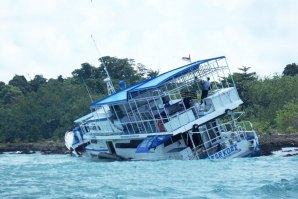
[81,57,237,137]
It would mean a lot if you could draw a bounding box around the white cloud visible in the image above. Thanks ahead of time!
[0,0,297,83]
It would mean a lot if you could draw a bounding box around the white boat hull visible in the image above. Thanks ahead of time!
[82,132,259,161]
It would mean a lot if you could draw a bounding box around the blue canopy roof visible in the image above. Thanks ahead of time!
[129,56,225,93]
[90,56,225,108]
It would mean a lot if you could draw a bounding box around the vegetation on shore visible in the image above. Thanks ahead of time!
[0,57,297,143]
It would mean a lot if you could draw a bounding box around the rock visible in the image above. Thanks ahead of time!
[284,153,298,157]
[259,133,298,156]
[22,149,36,154]
[0,141,68,154]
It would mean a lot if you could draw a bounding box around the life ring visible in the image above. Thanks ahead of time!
[157,120,166,132]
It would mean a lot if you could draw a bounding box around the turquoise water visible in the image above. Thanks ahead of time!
[0,153,297,199]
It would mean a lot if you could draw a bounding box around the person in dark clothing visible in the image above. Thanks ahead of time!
[183,97,193,109]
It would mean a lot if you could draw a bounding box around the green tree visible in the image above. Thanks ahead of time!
[238,66,257,80]
[275,101,298,133]
[229,66,257,107]
[0,56,154,143]
[283,63,298,76]
[72,62,104,94]
[0,81,5,89]
[147,69,159,78]
[0,85,23,104]
[30,75,47,91]
[57,75,64,82]
[72,63,95,80]
[246,75,298,131]
[99,56,143,87]
[8,75,31,94]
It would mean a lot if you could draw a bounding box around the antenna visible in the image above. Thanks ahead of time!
[91,35,116,95]
[81,77,94,103]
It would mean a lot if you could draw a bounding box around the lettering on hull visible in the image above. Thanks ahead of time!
[208,144,241,159]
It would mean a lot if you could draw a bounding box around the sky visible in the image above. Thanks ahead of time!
[1,0,298,83]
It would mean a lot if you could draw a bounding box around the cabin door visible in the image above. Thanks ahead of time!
[191,133,203,148]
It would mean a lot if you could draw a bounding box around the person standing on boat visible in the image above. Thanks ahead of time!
[200,77,211,104]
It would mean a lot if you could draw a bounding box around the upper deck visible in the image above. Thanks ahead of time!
[79,56,242,139]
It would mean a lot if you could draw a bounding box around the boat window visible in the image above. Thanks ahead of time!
[164,134,181,147]
[115,140,143,148]
[91,139,97,144]
[113,105,125,118]
[162,96,170,105]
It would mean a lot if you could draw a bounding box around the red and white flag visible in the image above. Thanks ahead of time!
[182,54,191,62]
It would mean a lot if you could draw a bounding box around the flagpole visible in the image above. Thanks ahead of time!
[182,54,192,63]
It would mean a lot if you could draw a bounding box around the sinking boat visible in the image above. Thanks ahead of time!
[65,56,259,160]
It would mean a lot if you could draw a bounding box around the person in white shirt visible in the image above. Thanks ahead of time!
[200,77,211,104]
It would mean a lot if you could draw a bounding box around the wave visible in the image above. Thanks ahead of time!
[255,178,298,199]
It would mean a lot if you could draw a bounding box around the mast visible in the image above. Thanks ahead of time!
[101,60,116,95]
[91,34,116,96]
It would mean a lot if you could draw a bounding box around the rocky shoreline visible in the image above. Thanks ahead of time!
[0,140,69,155]
[258,133,298,156]
[1,133,298,156]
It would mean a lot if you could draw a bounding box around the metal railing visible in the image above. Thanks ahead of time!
[80,101,209,137]
[80,87,240,137]
[190,121,255,160]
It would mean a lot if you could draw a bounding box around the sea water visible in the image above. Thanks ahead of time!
[0,153,297,199]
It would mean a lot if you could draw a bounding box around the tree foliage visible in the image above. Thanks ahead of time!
[226,66,257,108]
[8,75,31,94]
[0,84,23,104]
[275,101,298,133]
[246,76,298,122]
[0,58,297,143]
[0,56,155,143]
[221,65,297,134]
[30,75,47,91]
[98,56,151,89]
[282,63,298,76]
